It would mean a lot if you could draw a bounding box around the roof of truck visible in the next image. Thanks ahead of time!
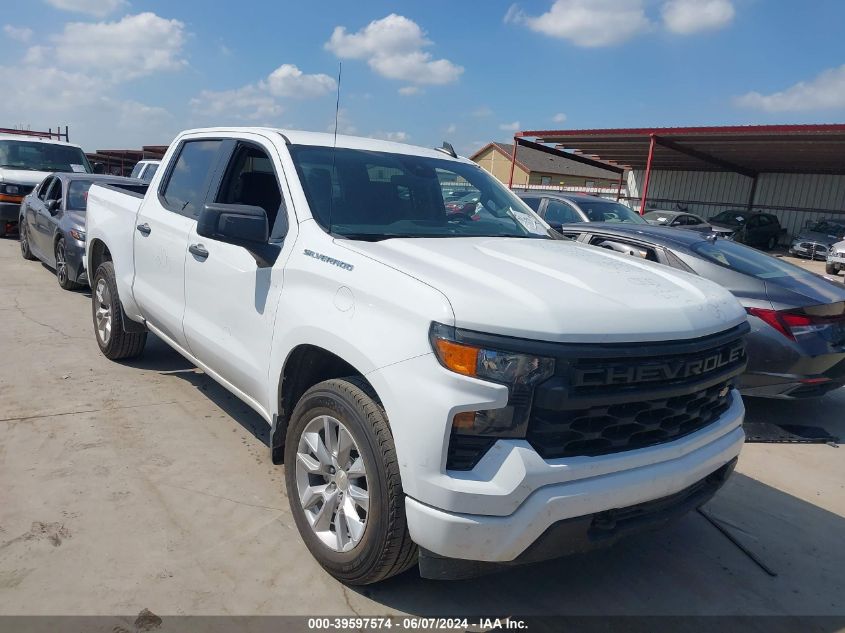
[0,133,83,149]
[178,127,471,162]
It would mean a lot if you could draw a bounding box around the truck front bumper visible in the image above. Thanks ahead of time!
[369,353,745,572]
[405,399,743,566]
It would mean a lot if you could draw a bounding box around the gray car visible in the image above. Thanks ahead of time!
[18,173,139,289]
[789,219,845,261]
[643,210,711,233]
[515,191,646,230]
[558,223,845,398]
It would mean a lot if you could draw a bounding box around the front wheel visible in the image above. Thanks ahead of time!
[826,263,839,276]
[284,377,417,585]
[55,238,83,290]
[91,261,147,360]
[19,222,35,260]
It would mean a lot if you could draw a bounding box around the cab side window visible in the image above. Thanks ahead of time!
[214,142,286,240]
[160,140,223,218]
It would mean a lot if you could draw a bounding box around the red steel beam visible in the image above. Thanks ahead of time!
[639,134,656,215]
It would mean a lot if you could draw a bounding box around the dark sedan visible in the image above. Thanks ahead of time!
[19,173,137,290]
[708,210,782,250]
[559,223,845,399]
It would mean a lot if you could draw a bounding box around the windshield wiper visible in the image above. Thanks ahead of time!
[336,233,422,242]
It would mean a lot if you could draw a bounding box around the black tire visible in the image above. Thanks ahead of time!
[91,261,147,360]
[284,377,417,585]
[55,238,83,290]
[19,222,36,260]
[826,263,839,276]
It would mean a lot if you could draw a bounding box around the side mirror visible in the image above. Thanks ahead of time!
[93,162,105,174]
[46,199,60,214]
[197,203,279,267]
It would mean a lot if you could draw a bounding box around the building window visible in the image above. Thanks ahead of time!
[585,180,596,188]
[541,176,551,185]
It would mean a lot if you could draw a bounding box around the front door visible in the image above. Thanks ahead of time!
[182,135,292,409]
[132,138,224,350]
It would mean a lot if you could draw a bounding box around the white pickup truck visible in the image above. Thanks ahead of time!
[85,127,749,584]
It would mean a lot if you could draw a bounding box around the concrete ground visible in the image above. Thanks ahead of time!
[0,236,843,619]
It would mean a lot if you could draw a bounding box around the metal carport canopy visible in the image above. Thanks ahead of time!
[517,124,845,176]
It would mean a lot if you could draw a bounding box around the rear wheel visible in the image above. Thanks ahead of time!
[55,238,83,290]
[19,223,35,260]
[91,261,147,360]
[284,377,417,585]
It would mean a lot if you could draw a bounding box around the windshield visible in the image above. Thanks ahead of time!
[289,145,552,240]
[690,239,813,280]
[0,140,91,173]
[711,211,748,226]
[579,200,646,224]
[129,163,144,179]
[808,220,845,236]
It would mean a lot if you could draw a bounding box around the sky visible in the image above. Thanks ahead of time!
[1,0,844,155]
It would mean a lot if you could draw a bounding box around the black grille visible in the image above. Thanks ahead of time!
[529,380,732,459]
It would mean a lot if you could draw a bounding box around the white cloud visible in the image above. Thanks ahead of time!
[398,86,422,96]
[552,112,567,123]
[325,14,463,85]
[0,64,175,149]
[191,85,283,122]
[372,131,410,142]
[191,63,337,123]
[735,64,845,112]
[499,121,521,132]
[44,0,129,17]
[662,0,735,34]
[3,25,33,42]
[506,0,651,47]
[44,13,187,81]
[446,123,457,134]
[328,108,357,135]
[472,106,493,117]
[265,64,336,98]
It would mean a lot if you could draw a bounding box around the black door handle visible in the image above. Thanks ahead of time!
[136,223,151,236]
[189,243,209,259]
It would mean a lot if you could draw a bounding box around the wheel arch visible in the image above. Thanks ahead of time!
[272,344,378,465]
[87,238,112,276]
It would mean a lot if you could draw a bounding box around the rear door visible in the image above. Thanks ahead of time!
[26,177,53,258]
[132,138,225,350]
[182,134,293,408]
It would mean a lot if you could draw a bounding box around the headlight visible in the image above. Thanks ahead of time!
[69,228,85,241]
[430,323,555,438]
[0,184,20,195]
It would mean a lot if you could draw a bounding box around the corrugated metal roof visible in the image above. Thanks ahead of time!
[518,124,845,175]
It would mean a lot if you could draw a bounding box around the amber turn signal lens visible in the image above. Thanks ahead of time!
[433,338,479,377]
[452,411,476,430]
[0,194,23,203]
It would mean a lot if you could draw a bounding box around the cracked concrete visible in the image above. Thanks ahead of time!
[0,236,843,618]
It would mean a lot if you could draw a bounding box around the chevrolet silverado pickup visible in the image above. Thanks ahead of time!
[85,127,749,584]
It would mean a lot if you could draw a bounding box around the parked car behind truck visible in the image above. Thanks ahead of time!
[18,173,140,289]
[0,133,92,236]
[85,127,749,584]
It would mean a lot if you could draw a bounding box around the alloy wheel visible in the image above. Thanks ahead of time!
[20,225,28,256]
[56,242,68,285]
[295,415,369,552]
[94,278,113,344]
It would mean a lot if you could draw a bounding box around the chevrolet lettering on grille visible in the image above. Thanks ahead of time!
[574,342,745,388]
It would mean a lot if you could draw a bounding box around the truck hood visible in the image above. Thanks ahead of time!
[0,168,51,187]
[341,237,746,343]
